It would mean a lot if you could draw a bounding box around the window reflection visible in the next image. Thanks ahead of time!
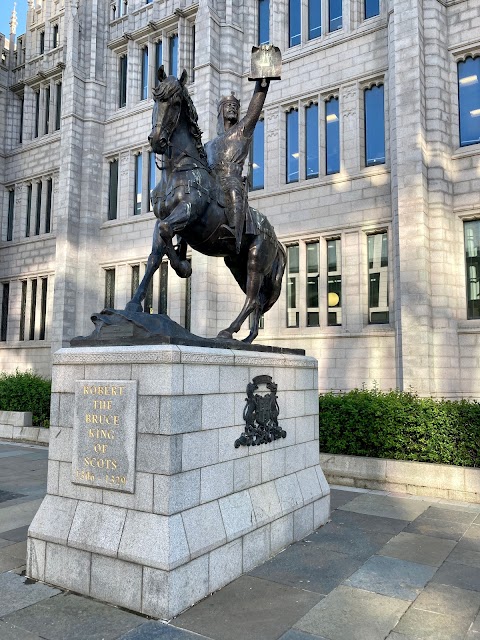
[458,57,480,147]
[308,0,321,40]
[258,0,270,45]
[251,119,265,190]
[368,232,389,323]
[465,221,480,319]
[306,242,319,327]
[325,97,340,174]
[329,0,342,32]
[169,35,178,77]
[286,109,299,183]
[327,238,341,325]
[365,0,379,19]
[289,0,301,47]
[305,103,319,178]
[364,85,385,166]
[287,245,299,327]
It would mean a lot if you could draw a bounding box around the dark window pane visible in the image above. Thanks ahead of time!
[145,276,153,314]
[365,0,379,18]
[53,24,59,48]
[35,182,42,236]
[308,0,321,40]
[191,25,196,82]
[288,244,299,273]
[155,41,163,78]
[108,160,118,220]
[1,283,9,342]
[287,245,299,327]
[34,92,40,138]
[258,0,270,45]
[19,280,27,341]
[307,242,319,272]
[251,120,265,190]
[29,279,37,340]
[55,83,62,130]
[458,57,480,147]
[286,110,299,183]
[39,278,47,340]
[39,31,44,54]
[368,232,389,323]
[44,87,50,134]
[131,265,140,298]
[158,261,168,314]
[45,179,52,234]
[305,103,319,178]
[7,190,14,242]
[327,238,341,326]
[104,269,115,308]
[119,55,127,108]
[327,239,338,272]
[326,97,340,174]
[134,153,143,215]
[19,97,24,143]
[369,272,380,308]
[25,184,32,237]
[141,47,149,100]
[307,276,319,308]
[329,0,342,31]
[465,220,480,319]
[169,35,178,77]
[365,84,385,166]
[289,0,301,47]
[307,311,319,327]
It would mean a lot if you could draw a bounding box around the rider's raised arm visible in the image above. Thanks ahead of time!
[242,80,270,139]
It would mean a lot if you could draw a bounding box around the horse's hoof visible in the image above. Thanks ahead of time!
[125,302,143,313]
[176,261,192,278]
[217,330,233,340]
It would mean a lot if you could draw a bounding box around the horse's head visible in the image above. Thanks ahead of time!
[149,67,188,155]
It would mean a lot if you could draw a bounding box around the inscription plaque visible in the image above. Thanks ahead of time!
[72,380,137,493]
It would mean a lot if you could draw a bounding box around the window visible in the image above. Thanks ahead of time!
[191,25,196,82]
[286,109,299,183]
[155,41,163,77]
[305,103,319,179]
[29,279,37,340]
[368,232,389,323]
[35,182,42,236]
[365,0,380,18]
[1,283,9,342]
[52,24,59,48]
[258,0,269,45]
[134,153,143,215]
[108,159,118,220]
[104,269,116,308]
[183,259,191,330]
[117,0,127,18]
[327,238,341,325]
[287,245,299,327]
[39,31,45,54]
[145,272,153,313]
[326,96,340,174]
[19,97,24,143]
[364,84,385,166]
[34,91,40,138]
[45,178,52,233]
[55,83,62,130]
[149,152,156,210]
[169,35,178,77]
[289,0,301,47]
[329,0,342,31]
[44,86,50,134]
[306,242,319,326]
[25,184,32,237]
[458,57,480,147]
[308,0,321,40]
[131,265,140,297]
[465,220,480,319]
[158,262,168,314]
[251,119,265,190]
[7,190,14,242]
[39,278,48,340]
[19,280,27,341]
[119,55,127,108]
[141,47,149,100]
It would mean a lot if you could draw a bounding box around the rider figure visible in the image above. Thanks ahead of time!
[205,80,270,253]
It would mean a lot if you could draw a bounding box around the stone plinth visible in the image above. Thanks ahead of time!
[27,345,330,620]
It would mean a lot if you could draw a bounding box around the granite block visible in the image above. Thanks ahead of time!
[219,364,249,393]
[262,448,287,483]
[57,462,103,503]
[51,365,85,393]
[26,537,46,582]
[142,556,209,620]
[219,490,256,541]
[182,501,227,558]
[137,434,182,474]
[132,364,184,395]
[294,503,314,541]
[201,393,235,430]
[233,457,250,491]
[297,466,322,504]
[90,555,143,612]
[242,524,271,572]
[46,460,60,495]
[275,473,304,515]
[28,494,78,545]
[84,363,132,381]
[271,513,294,553]
[305,388,320,415]
[160,396,202,434]
[316,466,330,497]
[103,472,154,512]
[295,415,316,444]
[0,410,32,427]
[250,481,282,526]
[249,454,262,486]
[59,394,75,428]
[219,425,249,462]
[0,424,13,439]
[182,429,219,471]
[183,364,220,395]
[48,427,73,463]
[209,538,243,593]
[285,444,307,475]
[305,441,320,468]
[68,502,126,557]
[0,570,60,618]
[154,470,201,515]
[201,461,234,502]
[295,367,314,391]
[50,393,60,428]
[118,511,190,570]
[137,396,160,434]
[44,542,91,595]
[314,496,331,529]
[283,391,305,419]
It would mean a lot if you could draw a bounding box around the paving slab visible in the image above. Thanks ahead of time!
[0,499,44,534]
[404,517,470,541]
[446,546,480,569]
[278,631,328,640]
[431,561,480,592]
[329,489,360,511]
[344,555,437,601]
[249,543,364,595]
[0,571,61,618]
[303,521,393,559]
[173,575,322,640]
[329,509,408,535]
[338,494,430,521]
[378,532,456,566]
[472,608,480,632]
[119,621,214,639]
[413,583,480,619]
[457,523,480,552]
[3,593,144,640]
[392,607,471,640]
[294,585,410,640]
[0,490,24,503]
[0,525,30,542]
[0,541,28,572]
[0,620,43,640]
[417,506,478,523]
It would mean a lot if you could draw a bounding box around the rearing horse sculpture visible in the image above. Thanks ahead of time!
[125,68,285,343]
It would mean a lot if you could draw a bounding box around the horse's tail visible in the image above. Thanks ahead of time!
[260,241,286,315]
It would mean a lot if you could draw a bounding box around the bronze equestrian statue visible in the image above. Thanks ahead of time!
[125,51,285,344]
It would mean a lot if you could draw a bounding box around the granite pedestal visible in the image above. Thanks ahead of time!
[26,344,330,619]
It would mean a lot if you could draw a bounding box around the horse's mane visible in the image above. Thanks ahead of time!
[153,77,208,165]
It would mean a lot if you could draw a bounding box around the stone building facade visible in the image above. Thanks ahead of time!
[0,0,479,398]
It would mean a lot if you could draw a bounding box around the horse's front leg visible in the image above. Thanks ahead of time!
[125,220,165,312]
[160,202,192,278]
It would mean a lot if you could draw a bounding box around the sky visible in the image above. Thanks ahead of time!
[0,1,27,38]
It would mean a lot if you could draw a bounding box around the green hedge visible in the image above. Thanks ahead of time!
[0,370,51,428]
[319,388,480,467]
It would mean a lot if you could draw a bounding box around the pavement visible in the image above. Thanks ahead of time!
[0,441,480,640]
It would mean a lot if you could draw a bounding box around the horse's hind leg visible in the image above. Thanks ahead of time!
[217,269,264,340]
[125,220,165,312]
